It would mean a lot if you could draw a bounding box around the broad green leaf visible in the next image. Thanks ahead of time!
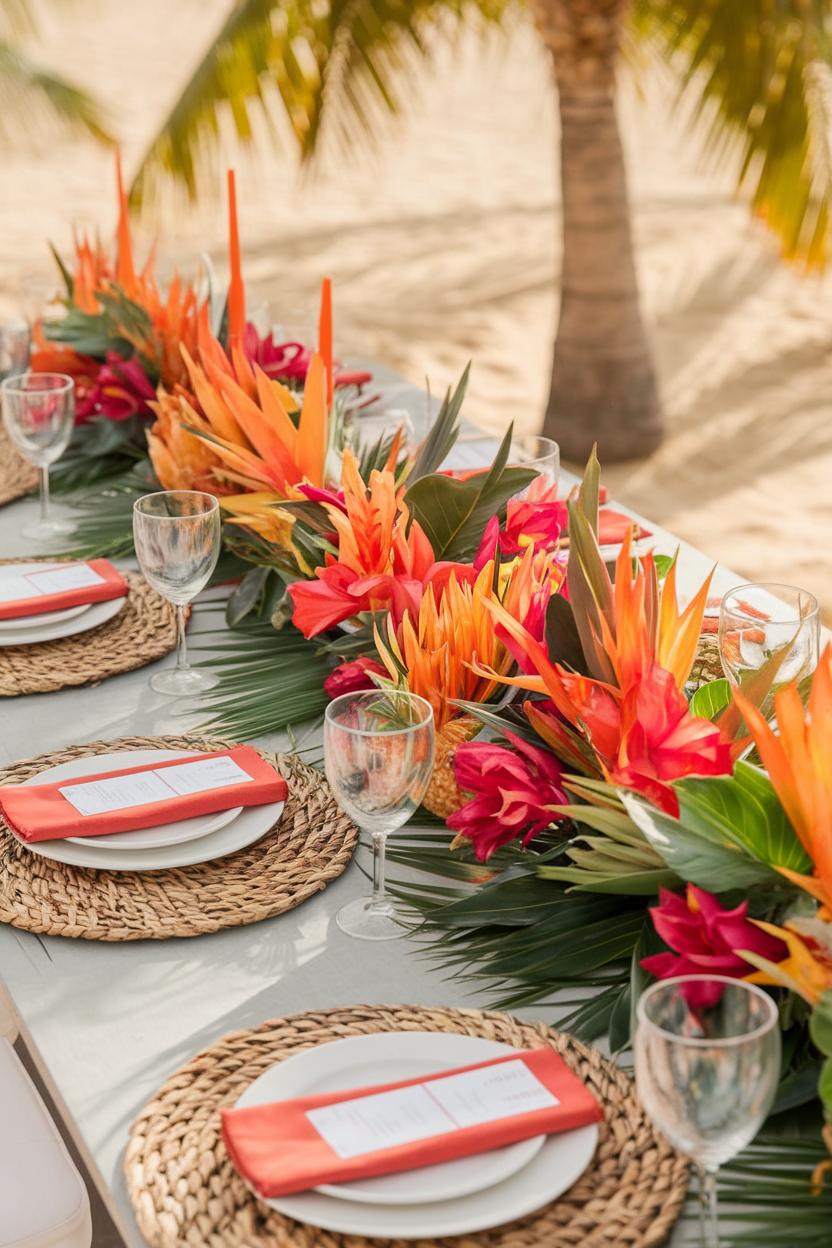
[566,494,616,683]
[675,763,812,874]
[689,678,731,721]
[621,791,783,891]
[544,593,589,674]
[818,1057,832,1122]
[404,424,534,561]
[810,992,832,1059]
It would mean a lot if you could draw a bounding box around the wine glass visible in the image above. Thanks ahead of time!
[635,975,781,1248]
[133,491,221,696]
[1,372,75,540]
[719,583,820,692]
[0,321,30,381]
[509,434,560,496]
[324,690,435,941]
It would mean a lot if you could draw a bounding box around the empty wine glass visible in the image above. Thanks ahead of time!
[133,491,221,696]
[324,690,435,941]
[1,372,75,540]
[0,321,30,381]
[509,434,560,496]
[719,583,819,693]
[635,975,781,1248]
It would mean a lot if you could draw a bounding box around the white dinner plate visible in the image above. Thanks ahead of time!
[0,602,91,630]
[0,590,127,647]
[0,563,97,630]
[235,1031,599,1236]
[12,749,285,871]
[237,1033,545,1207]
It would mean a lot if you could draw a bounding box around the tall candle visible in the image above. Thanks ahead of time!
[318,276,333,409]
[227,169,246,350]
[115,150,136,290]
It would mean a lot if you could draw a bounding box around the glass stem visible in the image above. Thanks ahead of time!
[698,1165,719,1248]
[39,466,50,525]
[370,832,387,910]
[175,605,189,672]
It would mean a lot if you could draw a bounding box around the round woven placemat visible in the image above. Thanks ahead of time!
[0,571,177,696]
[0,734,356,940]
[126,1004,689,1248]
[0,428,37,506]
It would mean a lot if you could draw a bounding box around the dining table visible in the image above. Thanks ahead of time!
[0,365,739,1247]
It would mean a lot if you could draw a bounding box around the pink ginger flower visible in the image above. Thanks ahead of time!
[448,730,569,862]
[324,657,387,699]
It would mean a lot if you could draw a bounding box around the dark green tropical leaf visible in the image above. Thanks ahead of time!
[50,421,149,494]
[226,565,271,625]
[404,424,534,561]
[545,593,589,674]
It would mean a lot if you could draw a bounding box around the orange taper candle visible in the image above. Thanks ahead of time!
[114,150,136,291]
[318,276,333,409]
[227,169,246,350]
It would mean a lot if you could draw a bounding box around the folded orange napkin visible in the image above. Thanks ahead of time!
[598,510,651,545]
[0,559,128,621]
[0,746,287,843]
[222,1046,601,1199]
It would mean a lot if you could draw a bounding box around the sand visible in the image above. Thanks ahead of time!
[1,2,830,613]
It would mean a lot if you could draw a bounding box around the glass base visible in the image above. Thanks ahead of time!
[149,666,219,697]
[336,897,405,941]
[21,516,74,541]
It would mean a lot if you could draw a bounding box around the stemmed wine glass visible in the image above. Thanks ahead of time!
[133,491,221,696]
[1,372,75,540]
[719,583,819,692]
[324,690,435,941]
[635,975,781,1247]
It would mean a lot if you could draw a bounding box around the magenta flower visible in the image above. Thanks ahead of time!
[641,885,788,1006]
[242,324,371,390]
[448,730,569,862]
[77,352,156,423]
[323,657,387,700]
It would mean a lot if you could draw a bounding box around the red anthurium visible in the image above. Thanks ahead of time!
[448,730,570,862]
[641,885,788,1006]
[323,657,387,699]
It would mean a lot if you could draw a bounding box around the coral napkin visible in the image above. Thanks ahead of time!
[598,510,651,545]
[0,559,128,621]
[0,746,287,843]
[222,1047,601,1199]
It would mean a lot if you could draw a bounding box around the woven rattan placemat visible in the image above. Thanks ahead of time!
[0,735,356,940]
[0,571,177,696]
[0,428,37,506]
[125,1003,689,1248]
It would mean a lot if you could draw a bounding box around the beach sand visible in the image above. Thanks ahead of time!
[1,2,829,611]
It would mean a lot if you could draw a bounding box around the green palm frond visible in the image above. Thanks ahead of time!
[188,617,331,737]
[0,39,111,146]
[130,0,514,204]
[638,0,832,265]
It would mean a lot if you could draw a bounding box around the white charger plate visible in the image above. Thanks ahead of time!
[234,1031,598,1236]
[13,749,284,871]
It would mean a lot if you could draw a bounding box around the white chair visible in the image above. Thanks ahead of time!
[0,1037,92,1247]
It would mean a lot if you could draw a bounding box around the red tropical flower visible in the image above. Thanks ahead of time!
[447,730,569,862]
[323,657,387,699]
[641,885,787,1006]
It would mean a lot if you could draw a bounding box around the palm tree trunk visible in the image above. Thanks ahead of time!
[533,0,662,462]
